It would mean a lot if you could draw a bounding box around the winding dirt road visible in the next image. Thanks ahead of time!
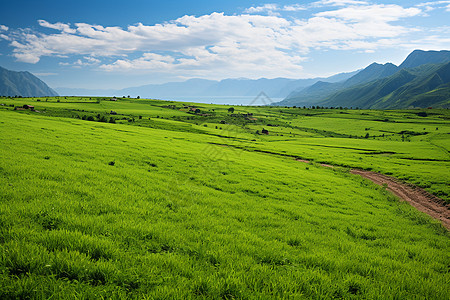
[296,159,450,230]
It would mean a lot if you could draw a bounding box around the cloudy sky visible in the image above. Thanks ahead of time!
[0,0,449,89]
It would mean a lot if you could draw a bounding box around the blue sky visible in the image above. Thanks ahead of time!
[1,0,449,89]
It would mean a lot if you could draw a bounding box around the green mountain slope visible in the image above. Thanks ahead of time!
[343,62,398,88]
[320,62,450,109]
[405,83,450,108]
[0,66,58,97]
[277,63,398,106]
[276,50,450,108]
[399,49,450,69]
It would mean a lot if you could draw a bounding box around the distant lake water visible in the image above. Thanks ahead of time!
[164,96,283,106]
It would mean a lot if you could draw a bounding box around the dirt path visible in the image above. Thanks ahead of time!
[350,169,449,230]
[296,159,450,230]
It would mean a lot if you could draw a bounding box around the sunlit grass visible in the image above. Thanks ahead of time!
[0,98,449,299]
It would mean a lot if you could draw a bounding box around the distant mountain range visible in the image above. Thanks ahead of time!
[2,49,449,109]
[55,71,358,100]
[276,50,450,108]
[0,66,58,97]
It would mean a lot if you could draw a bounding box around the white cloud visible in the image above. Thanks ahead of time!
[33,72,58,76]
[0,25,9,41]
[3,2,446,79]
[316,4,421,22]
[0,34,11,41]
[244,3,306,14]
[416,0,450,6]
[99,14,305,78]
[38,20,76,33]
[84,56,101,64]
[244,4,279,14]
[59,56,101,67]
[313,0,369,7]
[415,1,450,12]
[283,4,307,11]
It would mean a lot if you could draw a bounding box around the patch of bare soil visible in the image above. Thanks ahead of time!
[320,163,334,168]
[350,169,449,230]
[296,159,310,164]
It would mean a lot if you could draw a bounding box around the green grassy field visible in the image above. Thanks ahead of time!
[0,97,449,299]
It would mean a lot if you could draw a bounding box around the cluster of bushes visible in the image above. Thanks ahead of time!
[79,114,116,123]
[115,95,140,99]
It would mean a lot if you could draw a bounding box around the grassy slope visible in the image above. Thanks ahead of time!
[0,98,449,299]
[2,98,449,201]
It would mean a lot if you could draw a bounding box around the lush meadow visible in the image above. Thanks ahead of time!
[0,97,449,298]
